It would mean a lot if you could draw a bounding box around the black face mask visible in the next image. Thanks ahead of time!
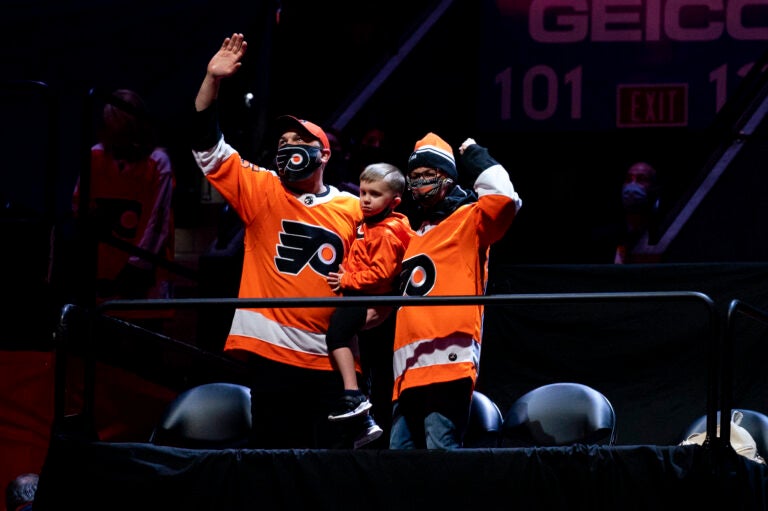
[419,184,478,223]
[408,174,451,201]
[275,144,323,182]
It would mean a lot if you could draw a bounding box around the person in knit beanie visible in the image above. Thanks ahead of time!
[405,132,459,210]
[389,132,522,449]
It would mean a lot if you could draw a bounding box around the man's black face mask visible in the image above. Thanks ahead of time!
[275,144,323,182]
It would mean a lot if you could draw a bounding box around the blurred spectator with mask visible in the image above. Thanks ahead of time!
[614,161,660,264]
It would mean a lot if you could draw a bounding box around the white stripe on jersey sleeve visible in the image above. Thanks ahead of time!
[193,137,237,176]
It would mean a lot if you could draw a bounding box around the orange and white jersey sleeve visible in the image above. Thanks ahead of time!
[193,137,363,371]
[392,164,521,400]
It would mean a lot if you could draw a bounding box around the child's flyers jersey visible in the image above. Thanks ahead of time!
[194,138,362,371]
[340,211,413,295]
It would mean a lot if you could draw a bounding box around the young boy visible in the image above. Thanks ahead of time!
[325,163,413,447]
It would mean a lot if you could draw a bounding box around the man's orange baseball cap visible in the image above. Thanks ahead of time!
[276,115,330,152]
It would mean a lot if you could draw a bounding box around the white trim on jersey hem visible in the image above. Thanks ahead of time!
[392,335,480,380]
[230,308,327,355]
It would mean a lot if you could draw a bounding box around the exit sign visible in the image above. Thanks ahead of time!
[479,0,768,132]
[617,84,688,128]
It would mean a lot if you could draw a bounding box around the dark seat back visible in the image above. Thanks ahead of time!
[501,382,617,447]
[149,382,252,449]
[464,390,503,448]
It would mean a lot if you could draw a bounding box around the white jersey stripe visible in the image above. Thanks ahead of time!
[392,335,481,380]
[193,138,236,175]
[230,308,327,355]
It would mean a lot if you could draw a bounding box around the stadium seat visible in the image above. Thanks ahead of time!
[463,390,504,448]
[500,382,617,447]
[149,382,252,449]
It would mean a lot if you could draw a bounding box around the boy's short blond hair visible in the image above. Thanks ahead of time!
[360,163,406,195]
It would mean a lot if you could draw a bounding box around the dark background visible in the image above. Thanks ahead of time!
[4,0,758,267]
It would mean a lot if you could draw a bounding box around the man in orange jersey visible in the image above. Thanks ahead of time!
[389,133,522,449]
[192,33,375,448]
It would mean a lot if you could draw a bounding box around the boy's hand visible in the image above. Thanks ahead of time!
[327,265,346,292]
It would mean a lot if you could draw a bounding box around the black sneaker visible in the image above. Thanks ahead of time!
[328,393,373,421]
[353,414,384,449]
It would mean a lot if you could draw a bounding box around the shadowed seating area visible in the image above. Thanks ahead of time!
[33,435,767,510]
[27,264,768,510]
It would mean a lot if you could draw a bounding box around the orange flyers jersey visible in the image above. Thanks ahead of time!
[392,165,522,400]
[194,138,363,371]
[340,211,413,295]
[74,145,175,282]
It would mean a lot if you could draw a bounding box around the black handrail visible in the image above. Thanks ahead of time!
[719,299,768,455]
[69,290,720,448]
[96,291,715,312]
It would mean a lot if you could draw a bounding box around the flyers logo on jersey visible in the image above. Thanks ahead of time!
[275,220,345,276]
[94,197,142,239]
[400,254,437,297]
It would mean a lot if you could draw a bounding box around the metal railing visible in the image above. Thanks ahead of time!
[717,299,768,450]
[50,290,722,449]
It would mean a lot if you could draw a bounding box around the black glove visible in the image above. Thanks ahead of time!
[191,100,223,151]
[460,141,500,182]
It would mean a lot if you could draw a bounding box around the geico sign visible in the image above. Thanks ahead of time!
[529,0,768,42]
